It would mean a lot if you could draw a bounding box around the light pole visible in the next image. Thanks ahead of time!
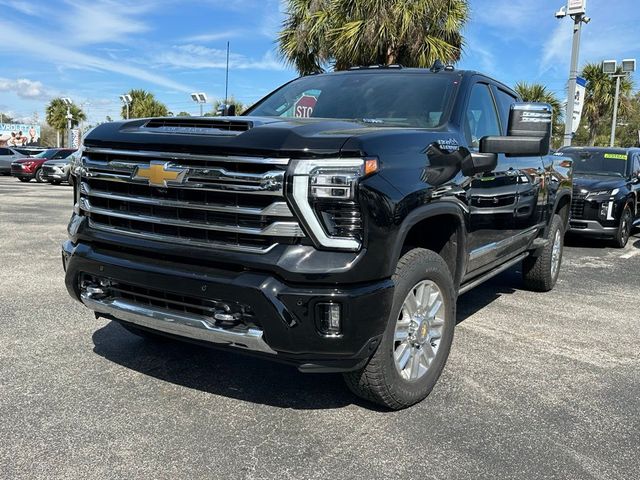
[603,59,636,147]
[555,1,590,147]
[119,94,132,120]
[61,97,73,148]
[190,92,208,116]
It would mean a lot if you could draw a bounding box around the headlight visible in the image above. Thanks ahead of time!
[586,188,618,199]
[289,158,378,251]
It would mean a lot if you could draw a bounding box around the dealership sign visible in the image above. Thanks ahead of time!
[572,76,587,134]
[567,0,586,15]
[0,122,41,147]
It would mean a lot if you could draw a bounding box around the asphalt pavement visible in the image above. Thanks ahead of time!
[1,175,639,480]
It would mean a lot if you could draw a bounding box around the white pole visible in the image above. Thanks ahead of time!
[563,15,583,147]
[610,76,621,147]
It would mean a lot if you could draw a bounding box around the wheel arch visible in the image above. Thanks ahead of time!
[391,202,467,288]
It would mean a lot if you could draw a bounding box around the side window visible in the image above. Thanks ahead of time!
[633,154,640,174]
[464,83,501,149]
[494,88,518,135]
[0,148,11,155]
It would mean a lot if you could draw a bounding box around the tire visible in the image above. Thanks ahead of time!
[119,322,169,342]
[51,180,61,185]
[34,168,46,183]
[18,177,31,182]
[523,214,564,292]
[343,248,456,410]
[612,204,633,249]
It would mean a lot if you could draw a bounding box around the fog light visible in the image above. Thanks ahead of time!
[316,303,342,336]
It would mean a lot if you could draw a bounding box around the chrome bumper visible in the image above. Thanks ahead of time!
[80,292,276,354]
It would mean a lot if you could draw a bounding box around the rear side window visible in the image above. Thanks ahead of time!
[464,83,501,149]
[0,148,11,155]
[53,150,74,159]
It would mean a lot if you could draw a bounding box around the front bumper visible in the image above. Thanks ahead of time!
[568,219,618,238]
[62,240,394,372]
[42,165,69,181]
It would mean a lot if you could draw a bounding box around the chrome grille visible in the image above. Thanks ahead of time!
[78,147,304,253]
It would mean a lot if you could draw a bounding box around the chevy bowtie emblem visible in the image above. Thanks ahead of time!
[133,161,188,187]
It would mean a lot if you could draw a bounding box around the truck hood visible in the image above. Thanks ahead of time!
[83,116,400,157]
[573,174,624,192]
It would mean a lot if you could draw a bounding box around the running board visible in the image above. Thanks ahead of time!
[459,253,529,295]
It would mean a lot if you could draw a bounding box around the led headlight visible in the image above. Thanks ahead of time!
[586,188,619,198]
[289,158,377,251]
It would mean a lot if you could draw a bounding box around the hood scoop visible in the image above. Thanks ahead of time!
[142,117,253,135]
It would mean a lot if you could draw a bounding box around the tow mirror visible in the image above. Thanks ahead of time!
[216,104,236,116]
[461,151,498,176]
[480,102,552,157]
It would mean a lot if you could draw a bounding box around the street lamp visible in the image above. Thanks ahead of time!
[190,92,208,116]
[61,97,73,148]
[555,0,590,147]
[119,94,133,120]
[603,59,636,147]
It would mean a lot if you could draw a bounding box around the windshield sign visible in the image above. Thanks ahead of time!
[246,73,457,128]
[563,150,628,176]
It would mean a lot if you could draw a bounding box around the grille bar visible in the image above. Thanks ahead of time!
[80,198,304,237]
[83,147,289,165]
[81,182,292,217]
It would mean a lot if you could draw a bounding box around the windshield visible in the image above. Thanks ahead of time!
[246,73,457,128]
[33,149,62,159]
[561,150,628,176]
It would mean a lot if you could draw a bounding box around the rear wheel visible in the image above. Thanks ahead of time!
[34,168,46,183]
[343,248,456,410]
[523,214,564,292]
[613,205,633,248]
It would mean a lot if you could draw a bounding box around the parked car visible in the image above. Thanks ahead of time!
[63,66,572,409]
[0,147,27,175]
[42,150,80,185]
[561,146,640,247]
[11,148,75,183]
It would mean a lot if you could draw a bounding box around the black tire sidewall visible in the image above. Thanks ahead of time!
[616,206,632,247]
[35,169,45,183]
[377,250,456,405]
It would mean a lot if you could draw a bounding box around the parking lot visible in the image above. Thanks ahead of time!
[1,175,639,479]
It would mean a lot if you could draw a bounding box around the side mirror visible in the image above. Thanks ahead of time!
[461,151,498,176]
[216,104,236,116]
[480,102,552,157]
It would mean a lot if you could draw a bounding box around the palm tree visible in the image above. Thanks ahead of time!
[581,62,634,146]
[120,89,168,119]
[279,0,469,75]
[515,82,563,147]
[45,98,86,147]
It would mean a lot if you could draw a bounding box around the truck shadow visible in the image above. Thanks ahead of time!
[91,322,373,411]
[456,267,520,324]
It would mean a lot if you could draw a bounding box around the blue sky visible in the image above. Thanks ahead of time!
[0,0,638,125]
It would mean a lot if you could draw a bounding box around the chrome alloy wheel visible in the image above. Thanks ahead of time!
[393,280,446,381]
[551,229,562,279]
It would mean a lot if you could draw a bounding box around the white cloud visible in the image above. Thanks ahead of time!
[60,0,154,45]
[0,78,51,100]
[0,0,43,16]
[0,20,194,92]
[183,30,244,43]
[156,44,285,71]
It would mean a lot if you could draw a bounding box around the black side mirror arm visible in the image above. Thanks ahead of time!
[461,151,498,177]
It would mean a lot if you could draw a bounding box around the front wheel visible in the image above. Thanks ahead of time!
[612,205,633,248]
[523,214,564,292]
[34,168,46,183]
[343,248,456,410]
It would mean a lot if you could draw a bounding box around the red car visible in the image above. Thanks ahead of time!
[11,148,76,183]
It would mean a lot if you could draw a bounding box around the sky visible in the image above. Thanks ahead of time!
[0,0,638,125]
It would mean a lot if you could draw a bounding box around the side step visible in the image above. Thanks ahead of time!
[459,252,528,295]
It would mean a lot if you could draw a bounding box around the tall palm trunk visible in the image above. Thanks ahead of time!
[56,130,60,148]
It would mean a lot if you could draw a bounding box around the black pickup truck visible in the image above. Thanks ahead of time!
[62,66,572,409]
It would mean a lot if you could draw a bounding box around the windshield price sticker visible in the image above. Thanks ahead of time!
[604,153,627,160]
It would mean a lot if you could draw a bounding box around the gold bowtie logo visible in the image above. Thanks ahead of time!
[133,161,188,187]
